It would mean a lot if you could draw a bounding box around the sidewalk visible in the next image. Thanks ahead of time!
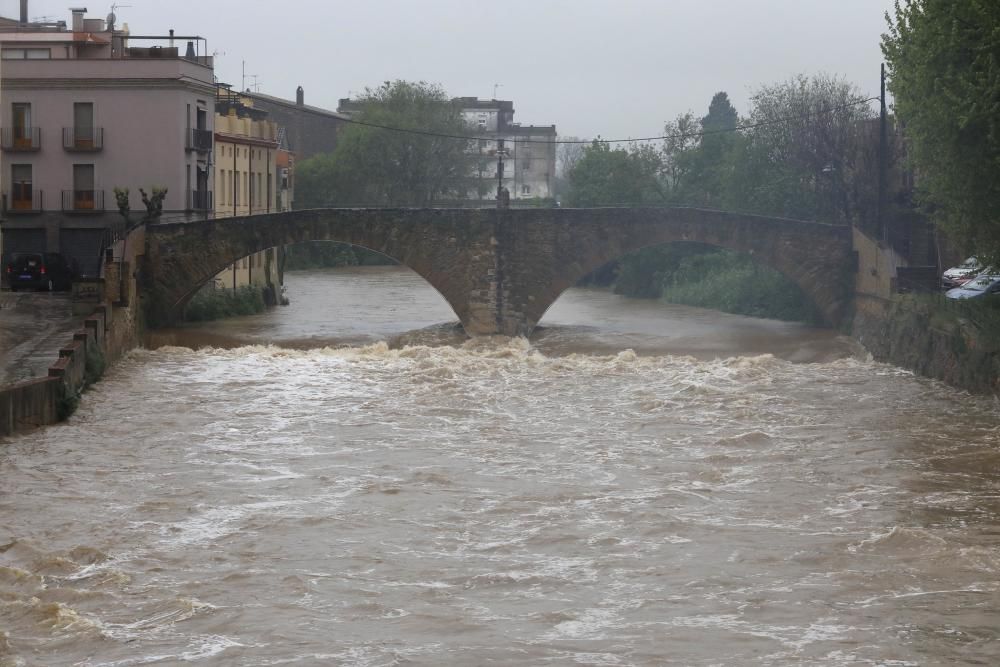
[0,291,82,386]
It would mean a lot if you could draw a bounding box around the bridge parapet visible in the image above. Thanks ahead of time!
[144,207,854,336]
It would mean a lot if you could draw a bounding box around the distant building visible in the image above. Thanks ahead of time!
[0,6,215,276]
[338,95,557,203]
[244,87,347,162]
[456,98,556,202]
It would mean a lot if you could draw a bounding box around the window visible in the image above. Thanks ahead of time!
[243,172,248,205]
[522,160,530,172]
[2,48,50,59]
[73,164,95,209]
[478,119,487,131]
[235,171,240,205]
[11,164,32,209]
[73,102,95,147]
[257,173,263,206]
[522,185,531,195]
[220,169,226,205]
[12,103,31,146]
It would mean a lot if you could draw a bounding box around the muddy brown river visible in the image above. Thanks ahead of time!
[2,266,999,665]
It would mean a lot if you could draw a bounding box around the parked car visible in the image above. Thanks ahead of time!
[945,272,1000,300]
[4,252,77,291]
[941,256,982,289]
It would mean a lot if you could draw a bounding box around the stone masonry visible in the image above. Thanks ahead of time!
[143,207,854,336]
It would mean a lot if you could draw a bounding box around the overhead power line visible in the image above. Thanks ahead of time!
[332,97,881,145]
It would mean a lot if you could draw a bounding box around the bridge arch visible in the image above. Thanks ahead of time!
[144,207,853,336]
[143,208,498,328]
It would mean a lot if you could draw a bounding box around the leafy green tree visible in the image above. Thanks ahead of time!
[296,80,473,207]
[660,112,703,203]
[882,0,1000,264]
[565,140,664,206]
[662,92,742,207]
[734,74,876,222]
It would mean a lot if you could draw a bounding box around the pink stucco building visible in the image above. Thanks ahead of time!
[0,6,216,275]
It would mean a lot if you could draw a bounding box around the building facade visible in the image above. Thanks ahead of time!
[457,98,556,202]
[0,7,215,276]
[211,91,288,301]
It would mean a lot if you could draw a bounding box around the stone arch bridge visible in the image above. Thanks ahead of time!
[143,207,854,336]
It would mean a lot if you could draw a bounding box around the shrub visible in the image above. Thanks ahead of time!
[185,285,267,322]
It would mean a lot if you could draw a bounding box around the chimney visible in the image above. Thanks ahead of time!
[70,7,86,32]
[19,0,27,24]
[296,86,304,106]
[169,29,174,48]
[185,41,195,59]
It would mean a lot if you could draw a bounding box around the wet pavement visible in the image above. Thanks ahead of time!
[0,289,81,386]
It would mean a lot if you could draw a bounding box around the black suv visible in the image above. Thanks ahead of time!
[4,252,77,291]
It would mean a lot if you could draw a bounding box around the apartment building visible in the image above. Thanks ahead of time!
[337,95,557,203]
[0,6,215,275]
[458,98,557,202]
[212,90,288,302]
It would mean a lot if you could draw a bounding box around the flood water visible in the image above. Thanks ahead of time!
[2,266,999,666]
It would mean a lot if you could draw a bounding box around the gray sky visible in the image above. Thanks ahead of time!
[11,0,895,139]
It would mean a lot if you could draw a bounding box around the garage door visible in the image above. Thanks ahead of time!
[60,228,105,278]
[2,228,46,260]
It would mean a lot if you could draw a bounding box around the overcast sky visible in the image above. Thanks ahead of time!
[10,0,895,139]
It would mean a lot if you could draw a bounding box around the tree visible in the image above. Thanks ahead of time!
[882,0,1000,264]
[660,112,702,201]
[734,74,876,222]
[296,80,473,207]
[554,136,587,199]
[660,93,742,207]
[565,140,664,207]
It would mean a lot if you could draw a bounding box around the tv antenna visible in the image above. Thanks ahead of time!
[108,3,131,28]
[493,83,502,99]
[241,60,259,92]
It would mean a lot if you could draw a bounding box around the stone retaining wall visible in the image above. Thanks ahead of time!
[0,230,143,438]
[853,294,1000,395]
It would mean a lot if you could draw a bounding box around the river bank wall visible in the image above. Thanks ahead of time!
[0,231,143,437]
[852,294,1000,395]
[850,227,1000,395]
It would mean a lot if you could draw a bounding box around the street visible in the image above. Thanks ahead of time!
[0,290,82,386]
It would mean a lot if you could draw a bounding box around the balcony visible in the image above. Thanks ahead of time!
[186,128,212,154]
[62,189,105,213]
[63,127,104,152]
[1,127,41,152]
[5,190,44,214]
[188,189,213,211]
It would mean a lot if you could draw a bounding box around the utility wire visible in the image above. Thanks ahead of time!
[332,97,881,145]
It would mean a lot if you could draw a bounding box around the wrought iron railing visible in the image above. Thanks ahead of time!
[186,128,212,153]
[1,127,41,151]
[63,126,104,151]
[188,189,213,211]
[5,189,43,213]
[61,189,105,213]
